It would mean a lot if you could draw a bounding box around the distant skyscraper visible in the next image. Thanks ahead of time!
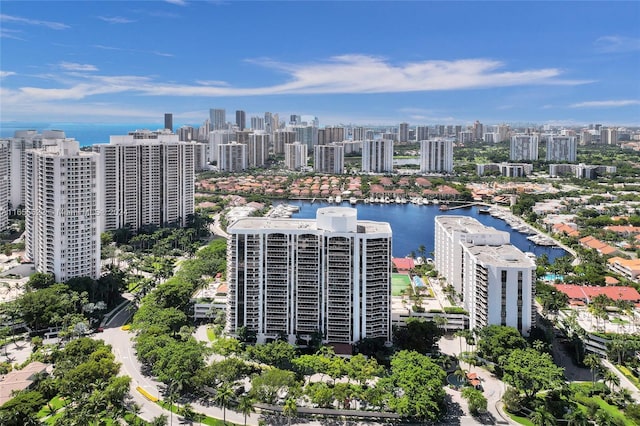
[580,130,592,145]
[178,126,195,142]
[226,207,392,345]
[210,108,226,130]
[420,139,454,173]
[318,127,345,145]
[398,122,409,143]
[289,115,301,125]
[235,110,246,131]
[546,136,577,162]
[362,139,394,173]
[164,113,173,131]
[94,130,195,232]
[510,135,539,161]
[601,128,618,145]
[25,138,101,281]
[473,120,484,141]
[314,144,344,174]
[250,116,265,131]
[284,142,308,171]
[208,130,235,163]
[459,131,474,144]
[416,126,429,142]
[3,130,46,208]
[351,127,366,141]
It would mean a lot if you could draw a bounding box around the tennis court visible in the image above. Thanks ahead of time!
[392,273,412,296]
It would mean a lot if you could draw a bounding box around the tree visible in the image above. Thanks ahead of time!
[530,406,557,426]
[461,387,487,415]
[0,391,45,426]
[215,383,235,425]
[379,350,447,421]
[564,408,589,426]
[237,395,254,426]
[250,368,299,404]
[282,397,298,426]
[345,353,382,386]
[602,370,620,392]
[477,325,527,365]
[502,349,564,400]
[26,272,55,290]
[583,354,602,386]
[393,317,444,354]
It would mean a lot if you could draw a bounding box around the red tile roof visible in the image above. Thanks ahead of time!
[554,284,640,303]
[393,258,415,271]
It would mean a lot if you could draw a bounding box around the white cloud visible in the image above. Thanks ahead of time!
[97,16,136,24]
[0,13,69,30]
[0,71,16,78]
[1,55,593,109]
[0,28,25,40]
[570,100,640,108]
[165,0,187,5]
[92,44,173,58]
[59,62,99,72]
[594,36,640,53]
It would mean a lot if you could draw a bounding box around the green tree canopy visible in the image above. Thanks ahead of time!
[503,348,565,400]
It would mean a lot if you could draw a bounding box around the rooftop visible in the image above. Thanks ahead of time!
[464,243,535,268]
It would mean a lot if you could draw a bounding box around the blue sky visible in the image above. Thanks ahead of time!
[1,1,639,127]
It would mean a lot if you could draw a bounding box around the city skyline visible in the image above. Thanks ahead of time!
[1,1,639,126]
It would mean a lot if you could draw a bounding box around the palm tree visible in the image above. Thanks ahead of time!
[530,406,557,426]
[564,408,589,426]
[215,383,235,425]
[237,395,255,426]
[454,367,467,386]
[602,370,620,392]
[283,397,298,426]
[583,353,602,386]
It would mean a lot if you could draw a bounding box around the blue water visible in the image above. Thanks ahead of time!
[543,273,564,282]
[0,122,187,146]
[285,200,567,261]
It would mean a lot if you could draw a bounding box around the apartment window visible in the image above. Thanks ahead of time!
[501,270,507,326]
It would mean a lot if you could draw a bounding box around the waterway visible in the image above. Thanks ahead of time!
[283,200,567,262]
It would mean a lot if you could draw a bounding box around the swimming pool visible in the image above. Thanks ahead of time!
[543,273,564,282]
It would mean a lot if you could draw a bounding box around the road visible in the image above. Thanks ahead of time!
[101,300,260,425]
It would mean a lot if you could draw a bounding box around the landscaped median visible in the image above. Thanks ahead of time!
[136,386,159,402]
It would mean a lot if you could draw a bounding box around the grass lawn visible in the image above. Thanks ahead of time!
[207,327,217,341]
[616,365,640,389]
[507,412,534,425]
[37,395,67,418]
[392,273,412,296]
[592,396,635,426]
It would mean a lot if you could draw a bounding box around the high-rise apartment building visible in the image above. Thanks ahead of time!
[419,139,454,173]
[362,139,394,173]
[351,127,366,141]
[235,110,246,131]
[264,112,274,134]
[273,130,297,156]
[458,131,474,144]
[246,133,270,168]
[601,128,618,145]
[25,139,101,281]
[416,126,429,142]
[580,130,592,145]
[208,130,235,163]
[94,130,195,232]
[398,122,409,143]
[292,126,318,150]
[546,136,577,162]
[178,126,195,142]
[210,109,226,130]
[0,141,9,230]
[317,127,345,145]
[510,134,539,161]
[218,142,247,172]
[164,113,173,132]
[226,207,392,346]
[314,144,344,174]
[3,130,46,209]
[284,142,308,171]
[434,216,535,335]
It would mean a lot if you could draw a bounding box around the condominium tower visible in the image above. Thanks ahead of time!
[25,139,101,281]
[218,142,247,172]
[546,136,577,162]
[419,139,454,173]
[510,134,539,161]
[93,130,195,232]
[226,207,392,346]
[314,144,344,174]
[434,216,535,335]
[210,108,226,130]
[361,139,394,173]
[284,142,308,171]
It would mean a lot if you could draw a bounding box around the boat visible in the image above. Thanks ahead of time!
[439,204,449,211]
[349,197,357,205]
[478,207,491,214]
[335,195,342,204]
[328,196,334,203]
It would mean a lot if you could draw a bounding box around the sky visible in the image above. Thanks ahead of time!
[1,1,639,127]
